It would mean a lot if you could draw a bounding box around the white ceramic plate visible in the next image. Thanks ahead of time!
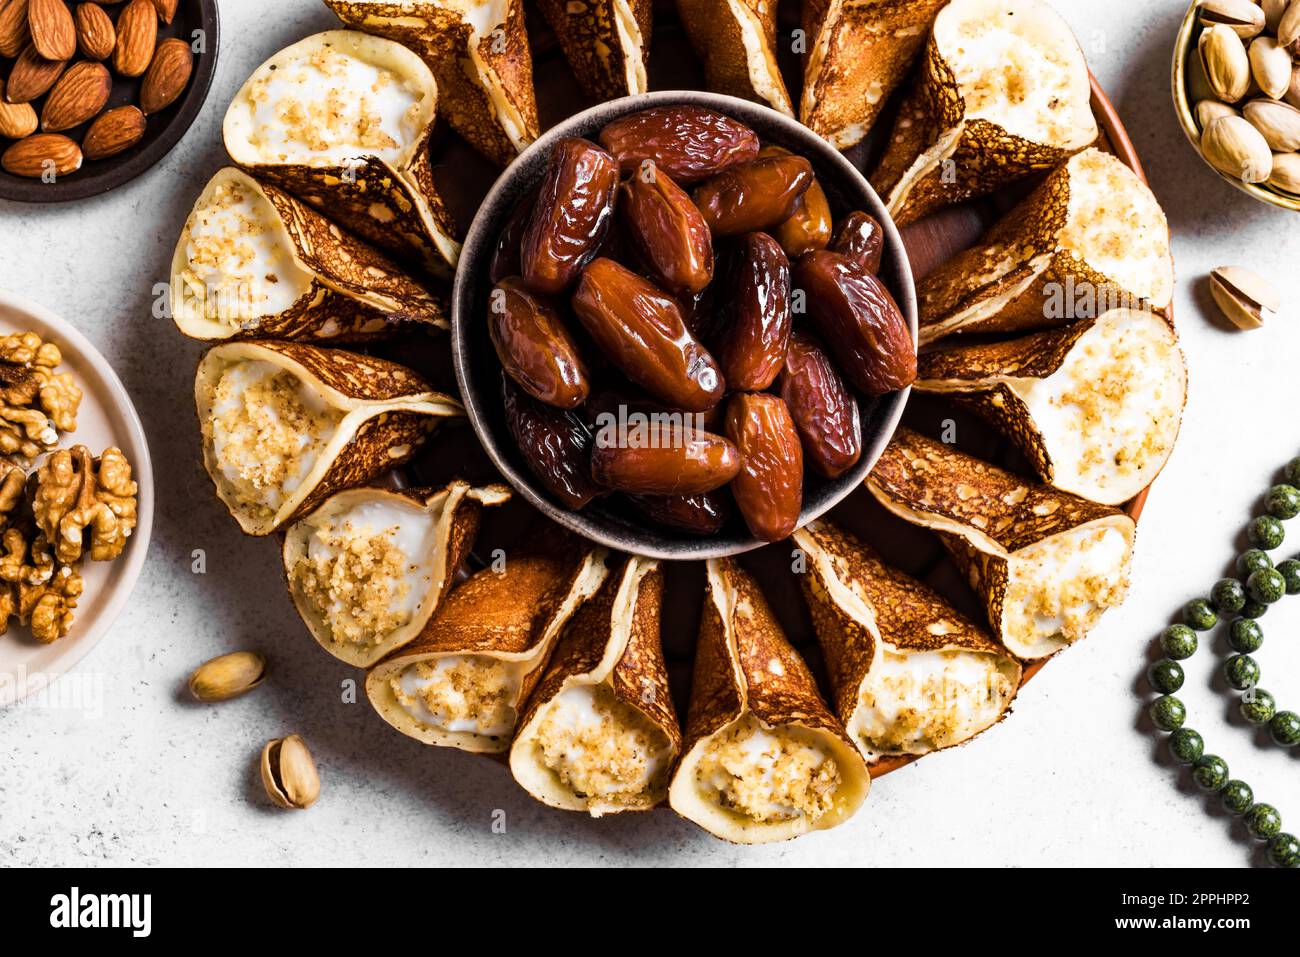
[0,290,153,707]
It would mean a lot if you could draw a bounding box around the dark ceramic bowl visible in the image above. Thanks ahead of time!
[0,0,219,203]
[452,90,916,560]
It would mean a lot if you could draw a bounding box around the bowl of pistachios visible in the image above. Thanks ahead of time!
[1173,0,1300,209]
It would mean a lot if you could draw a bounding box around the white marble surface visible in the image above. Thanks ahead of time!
[1,0,1298,867]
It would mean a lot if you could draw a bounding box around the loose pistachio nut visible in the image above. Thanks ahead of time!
[1211,266,1282,329]
[1197,98,1240,129]
[1201,24,1253,102]
[261,734,320,810]
[1286,64,1300,108]
[1244,98,1300,150]
[1201,115,1274,182]
[1199,0,1267,38]
[1263,0,1290,32]
[1268,151,1300,192]
[188,651,267,702]
[1248,36,1294,99]
[1280,0,1300,47]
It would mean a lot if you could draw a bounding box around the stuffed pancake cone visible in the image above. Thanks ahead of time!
[536,0,652,101]
[668,558,869,844]
[366,540,609,750]
[868,428,1137,659]
[510,555,681,815]
[195,340,462,535]
[870,0,1097,226]
[793,519,1021,764]
[223,30,460,278]
[677,0,794,116]
[283,480,511,667]
[325,0,539,167]
[172,167,448,342]
[800,0,947,151]
[914,307,1187,505]
[916,148,1173,345]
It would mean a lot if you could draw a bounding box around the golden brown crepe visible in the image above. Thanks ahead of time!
[367,542,609,751]
[283,480,511,668]
[794,519,1022,764]
[677,0,794,116]
[510,555,681,815]
[668,558,869,844]
[536,0,652,101]
[867,428,1137,659]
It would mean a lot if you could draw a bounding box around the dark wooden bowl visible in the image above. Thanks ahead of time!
[0,0,219,203]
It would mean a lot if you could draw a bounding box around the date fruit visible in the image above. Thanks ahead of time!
[794,250,915,396]
[724,393,803,543]
[591,431,740,496]
[831,211,884,275]
[693,155,814,237]
[620,167,713,296]
[628,490,732,535]
[780,331,862,478]
[762,146,831,257]
[598,105,760,184]
[503,375,604,510]
[489,277,589,409]
[714,233,791,391]
[571,258,725,412]
[489,189,536,283]
[521,137,619,295]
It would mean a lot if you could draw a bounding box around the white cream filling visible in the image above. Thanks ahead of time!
[612,0,647,94]
[394,655,523,737]
[729,0,792,116]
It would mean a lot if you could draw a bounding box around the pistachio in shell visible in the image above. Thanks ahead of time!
[1247,36,1293,99]
[1199,0,1267,38]
[1210,266,1281,329]
[1200,24,1252,102]
[1200,115,1274,182]
[188,651,267,702]
[1268,151,1300,193]
[260,734,321,810]
[1196,98,1239,129]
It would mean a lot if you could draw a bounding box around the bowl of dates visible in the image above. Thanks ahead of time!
[452,91,917,560]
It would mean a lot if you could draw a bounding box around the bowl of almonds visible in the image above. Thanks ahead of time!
[0,0,218,202]
[1174,0,1300,209]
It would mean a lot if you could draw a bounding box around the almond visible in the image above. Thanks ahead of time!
[28,0,76,61]
[5,43,68,103]
[2,132,82,178]
[75,2,114,60]
[112,0,155,77]
[139,36,191,115]
[0,0,31,58]
[40,59,110,132]
[149,0,175,25]
[82,103,144,158]
[0,79,38,139]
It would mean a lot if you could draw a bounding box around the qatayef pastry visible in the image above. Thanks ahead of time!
[793,520,1022,763]
[510,555,681,815]
[171,168,448,342]
[677,0,794,117]
[283,480,510,667]
[916,149,1174,345]
[668,558,869,844]
[195,340,462,536]
[223,30,460,277]
[914,307,1186,506]
[870,0,1098,225]
[325,0,539,167]
[535,0,652,102]
[368,543,607,751]
[868,428,1137,659]
[800,0,948,151]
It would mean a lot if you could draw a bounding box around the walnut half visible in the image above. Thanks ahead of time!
[0,332,82,463]
[0,525,82,643]
[32,446,139,565]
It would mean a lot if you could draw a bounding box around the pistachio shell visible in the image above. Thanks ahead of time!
[1286,65,1300,109]
[1244,98,1300,150]
[1267,151,1300,193]
[1196,98,1240,129]
[1279,0,1300,47]
[188,651,267,702]
[260,734,320,810]
[1201,115,1274,182]
[1262,0,1290,32]
[1201,24,1252,102]
[1211,266,1281,329]
[1199,0,1267,38]
[1248,36,1293,99]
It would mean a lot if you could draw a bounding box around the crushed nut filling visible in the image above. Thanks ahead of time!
[293,524,413,645]
[1006,525,1129,644]
[695,714,841,824]
[392,657,516,736]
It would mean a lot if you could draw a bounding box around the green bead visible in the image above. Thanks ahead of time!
[1241,688,1277,725]
[1278,558,1300,594]
[1210,578,1247,614]
[1191,754,1229,791]
[1223,654,1260,691]
[1241,599,1269,619]
[1237,549,1273,576]
[1183,598,1219,630]
[1228,617,1264,653]
[1169,728,1204,764]
[1268,710,1300,747]
[1268,833,1300,868]
[1244,803,1282,840]
[1248,516,1286,550]
[1150,695,1186,731]
[1221,779,1254,814]
[1247,567,1286,604]
[1147,659,1184,694]
[1285,457,1300,487]
[1159,624,1198,660]
[1265,484,1300,519]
